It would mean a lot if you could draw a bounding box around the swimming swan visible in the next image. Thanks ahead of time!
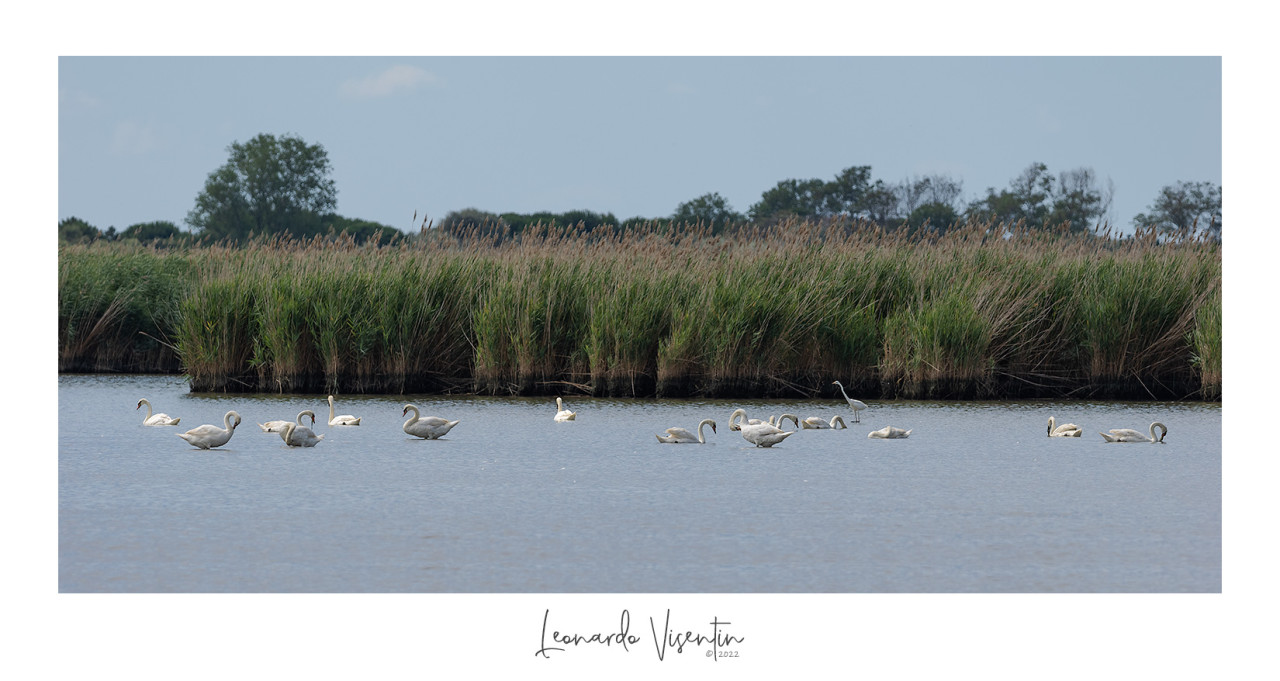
[802,415,848,429]
[402,404,460,440]
[832,381,868,422]
[868,425,911,439]
[136,398,180,426]
[260,410,317,433]
[1047,416,1082,437]
[554,397,577,422]
[1100,422,1167,443]
[728,408,767,431]
[740,421,795,447]
[177,410,242,449]
[327,395,361,426]
[656,419,717,444]
[280,420,324,447]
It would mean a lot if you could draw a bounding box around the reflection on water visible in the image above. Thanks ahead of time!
[58,374,1221,593]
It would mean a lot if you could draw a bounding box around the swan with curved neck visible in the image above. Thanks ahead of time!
[261,410,317,433]
[280,420,324,447]
[177,410,242,449]
[1047,416,1082,437]
[1100,422,1167,443]
[802,415,847,429]
[728,409,767,431]
[867,425,911,439]
[554,397,576,421]
[402,404,460,440]
[657,419,717,444]
[770,414,801,429]
[327,395,361,426]
[137,398,180,426]
[832,381,867,422]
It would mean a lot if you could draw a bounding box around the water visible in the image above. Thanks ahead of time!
[58,374,1221,593]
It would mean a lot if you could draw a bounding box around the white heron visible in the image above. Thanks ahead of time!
[832,381,868,422]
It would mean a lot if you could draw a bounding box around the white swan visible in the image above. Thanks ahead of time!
[177,410,242,449]
[802,415,847,429]
[740,420,795,448]
[402,404,460,440]
[832,381,868,422]
[770,414,801,429]
[728,408,767,431]
[656,419,717,444]
[867,425,911,439]
[327,395,361,426]
[280,420,325,447]
[554,397,576,422]
[1100,422,1167,443]
[136,398,180,426]
[260,410,317,433]
[1047,416,1082,437]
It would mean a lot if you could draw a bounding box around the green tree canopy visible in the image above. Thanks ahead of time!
[59,216,99,243]
[1132,181,1221,240]
[967,162,1110,233]
[122,220,183,242]
[671,192,744,228]
[187,133,337,241]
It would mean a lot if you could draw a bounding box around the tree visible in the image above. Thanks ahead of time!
[907,202,960,233]
[1047,168,1112,234]
[748,178,827,221]
[1132,181,1221,239]
[671,192,744,229]
[187,133,337,240]
[59,216,99,243]
[967,162,1109,232]
[820,165,873,216]
[122,220,182,242]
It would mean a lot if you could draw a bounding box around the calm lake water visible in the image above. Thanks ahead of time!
[58,374,1221,593]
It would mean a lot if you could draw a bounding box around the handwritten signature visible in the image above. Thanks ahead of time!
[535,609,744,661]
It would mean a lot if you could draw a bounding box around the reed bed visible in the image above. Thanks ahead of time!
[57,220,1222,400]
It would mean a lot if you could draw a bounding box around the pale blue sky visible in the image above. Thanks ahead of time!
[59,56,1220,233]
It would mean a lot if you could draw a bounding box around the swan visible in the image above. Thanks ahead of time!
[327,395,361,426]
[770,414,801,429]
[554,397,576,422]
[280,420,324,447]
[802,415,848,429]
[402,404,460,440]
[260,410,317,433]
[832,381,868,422]
[1100,422,1167,443]
[1047,416,1082,437]
[177,410,242,449]
[728,408,767,431]
[740,421,795,447]
[867,425,911,439]
[136,398,180,426]
[656,419,717,444]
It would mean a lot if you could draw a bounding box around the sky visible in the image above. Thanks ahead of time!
[58,56,1221,234]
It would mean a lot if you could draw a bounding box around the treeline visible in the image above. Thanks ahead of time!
[58,218,1222,401]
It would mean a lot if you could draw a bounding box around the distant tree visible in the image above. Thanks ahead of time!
[820,165,873,216]
[1047,168,1113,233]
[187,133,337,241]
[671,192,744,229]
[59,216,99,243]
[318,214,402,245]
[1132,181,1221,239]
[967,162,1108,232]
[907,202,960,233]
[498,209,618,234]
[122,220,182,242]
[862,180,903,226]
[748,178,827,221]
[439,208,508,238]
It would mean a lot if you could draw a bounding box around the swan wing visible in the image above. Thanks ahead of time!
[662,427,697,443]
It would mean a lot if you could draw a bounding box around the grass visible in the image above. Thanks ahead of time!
[57,220,1222,400]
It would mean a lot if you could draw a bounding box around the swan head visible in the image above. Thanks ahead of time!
[402,404,417,417]
[136,399,146,410]
[228,411,242,429]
